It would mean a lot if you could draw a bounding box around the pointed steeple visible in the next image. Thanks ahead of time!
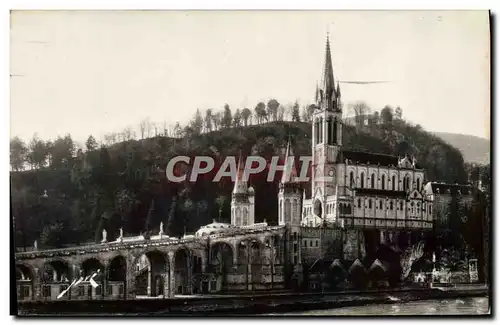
[321,34,336,106]
[315,82,320,103]
[281,138,298,184]
[233,152,248,194]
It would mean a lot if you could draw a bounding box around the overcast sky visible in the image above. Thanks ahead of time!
[10,10,490,144]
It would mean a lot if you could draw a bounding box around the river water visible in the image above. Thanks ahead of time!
[273,296,490,316]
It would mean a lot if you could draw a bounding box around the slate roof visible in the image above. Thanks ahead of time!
[339,149,422,169]
[355,188,407,198]
[309,258,332,273]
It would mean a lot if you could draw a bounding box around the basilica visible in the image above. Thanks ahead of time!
[227,35,473,287]
[16,36,478,302]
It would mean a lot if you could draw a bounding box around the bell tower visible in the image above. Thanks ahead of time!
[311,34,343,202]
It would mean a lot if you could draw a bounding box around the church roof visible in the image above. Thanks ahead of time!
[355,188,407,198]
[309,258,332,273]
[339,150,422,169]
[340,150,398,167]
[195,220,236,237]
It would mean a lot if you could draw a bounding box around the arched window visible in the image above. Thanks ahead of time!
[319,117,323,144]
[285,199,291,223]
[327,117,333,145]
[333,117,338,144]
[392,175,396,191]
[236,208,242,226]
[368,199,372,209]
[429,205,432,214]
[360,173,365,188]
[417,178,421,190]
[292,199,299,224]
[350,172,354,187]
[371,173,375,189]
[381,175,386,190]
[390,201,394,210]
[379,200,383,209]
[243,209,249,225]
[315,118,320,145]
[279,199,283,223]
[295,200,301,223]
[404,176,411,191]
[400,201,403,210]
[358,198,361,208]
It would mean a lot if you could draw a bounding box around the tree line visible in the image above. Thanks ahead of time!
[10,98,395,171]
[11,98,481,252]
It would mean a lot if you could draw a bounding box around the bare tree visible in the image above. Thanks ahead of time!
[145,118,152,138]
[173,122,183,138]
[123,126,135,141]
[349,101,372,128]
[277,105,285,121]
[139,119,148,139]
[150,122,158,137]
[204,109,213,132]
[168,123,177,137]
[212,111,223,130]
[301,104,315,122]
[104,133,113,146]
[162,120,168,136]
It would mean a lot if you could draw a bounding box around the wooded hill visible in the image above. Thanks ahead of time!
[434,132,490,165]
[11,117,469,250]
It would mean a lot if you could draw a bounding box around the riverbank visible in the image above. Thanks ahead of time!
[17,286,489,316]
[275,296,490,316]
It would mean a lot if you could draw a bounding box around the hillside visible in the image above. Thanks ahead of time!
[11,120,468,249]
[434,132,490,165]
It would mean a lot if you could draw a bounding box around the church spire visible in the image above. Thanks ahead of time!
[281,138,298,184]
[321,34,336,105]
[315,82,320,103]
[233,152,248,194]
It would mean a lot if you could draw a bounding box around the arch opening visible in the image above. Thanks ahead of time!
[210,242,234,292]
[42,260,71,282]
[174,247,191,295]
[133,250,167,297]
[108,255,127,298]
[313,199,322,218]
[16,264,34,300]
